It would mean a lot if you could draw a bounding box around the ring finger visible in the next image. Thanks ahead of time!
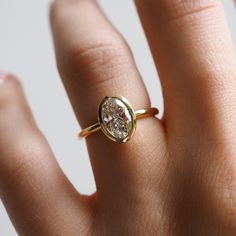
[50,0,166,205]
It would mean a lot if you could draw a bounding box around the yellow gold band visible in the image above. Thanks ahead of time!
[79,107,159,139]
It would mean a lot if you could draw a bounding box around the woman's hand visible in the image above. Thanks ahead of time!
[1,0,236,235]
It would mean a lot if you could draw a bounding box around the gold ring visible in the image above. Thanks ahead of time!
[79,96,159,143]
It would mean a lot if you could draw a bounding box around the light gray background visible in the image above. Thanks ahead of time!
[0,1,235,235]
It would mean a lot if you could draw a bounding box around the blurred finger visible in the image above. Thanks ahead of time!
[0,73,90,235]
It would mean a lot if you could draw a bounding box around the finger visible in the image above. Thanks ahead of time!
[0,73,90,235]
[50,0,150,127]
[135,0,236,135]
[50,0,166,203]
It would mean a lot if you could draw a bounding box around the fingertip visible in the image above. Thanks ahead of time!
[0,71,21,86]
[0,71,25,105]
[0,71,10,85]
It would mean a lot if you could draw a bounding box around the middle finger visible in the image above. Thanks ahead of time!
[135,0,236,137]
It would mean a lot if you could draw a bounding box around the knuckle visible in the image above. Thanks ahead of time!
[137,0,222,22]
[67,42,130,71]
[62,42,132,88]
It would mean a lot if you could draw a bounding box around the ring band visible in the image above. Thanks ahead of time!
[79,96,159,143]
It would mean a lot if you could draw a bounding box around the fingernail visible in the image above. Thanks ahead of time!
[0,71,8,85]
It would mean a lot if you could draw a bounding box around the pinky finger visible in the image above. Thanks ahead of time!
[0,73,91,235]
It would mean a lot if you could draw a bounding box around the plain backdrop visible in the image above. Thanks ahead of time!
[0,1,236,235]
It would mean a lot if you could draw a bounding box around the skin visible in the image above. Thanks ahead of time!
[0,0,236,235]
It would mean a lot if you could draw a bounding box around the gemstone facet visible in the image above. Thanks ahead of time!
[98,96,136,142]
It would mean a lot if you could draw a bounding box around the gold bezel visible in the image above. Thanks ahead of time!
[97,96,136,143]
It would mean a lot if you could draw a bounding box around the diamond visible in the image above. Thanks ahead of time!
[98,96,136,142]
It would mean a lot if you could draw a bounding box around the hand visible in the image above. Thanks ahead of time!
[1,0,236,235]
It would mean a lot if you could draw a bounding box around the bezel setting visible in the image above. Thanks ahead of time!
[98,96,136,142]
